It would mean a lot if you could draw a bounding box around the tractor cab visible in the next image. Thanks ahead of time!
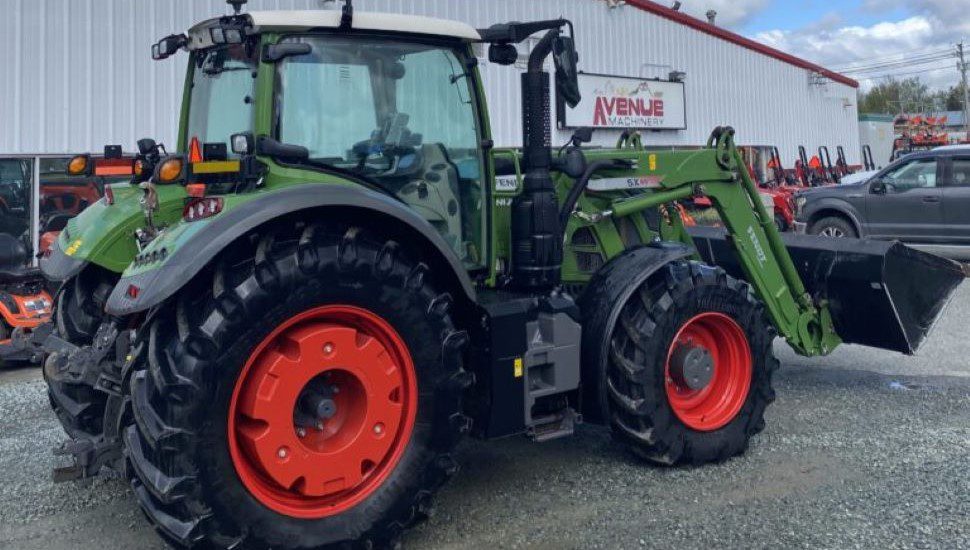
[152,8,492,268]
[148,6,582,280]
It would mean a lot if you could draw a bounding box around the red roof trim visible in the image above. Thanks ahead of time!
[625,0,859,89]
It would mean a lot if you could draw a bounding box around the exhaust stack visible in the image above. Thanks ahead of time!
[510,29,564,290]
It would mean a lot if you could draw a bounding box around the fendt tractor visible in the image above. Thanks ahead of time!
[39,2,964,548]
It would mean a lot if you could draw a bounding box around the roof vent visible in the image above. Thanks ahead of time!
[706,10,717,24]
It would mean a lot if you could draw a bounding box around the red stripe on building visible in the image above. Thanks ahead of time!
[626,0,859,89]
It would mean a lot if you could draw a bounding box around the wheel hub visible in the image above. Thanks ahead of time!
[664,312,753,432]
[228,305,417,519]
[668,343,714,390]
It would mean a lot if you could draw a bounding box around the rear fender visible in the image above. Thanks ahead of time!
[105,184,477,316]
[577,242,694,424]
[40,184,186,280]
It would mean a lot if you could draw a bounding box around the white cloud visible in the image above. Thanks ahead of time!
[751,3,966,92]
[673,0,771,28]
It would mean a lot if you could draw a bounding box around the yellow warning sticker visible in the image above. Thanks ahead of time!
[65,239,83,256]
[513,357,524,378]
[648,154,657,171]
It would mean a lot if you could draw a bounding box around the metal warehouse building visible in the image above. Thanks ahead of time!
[1,0,861,166]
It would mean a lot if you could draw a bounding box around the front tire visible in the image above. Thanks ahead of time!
[124,220,471,549]
[809,216,856,238]
[44,266,117,438]
[607,261,778,466]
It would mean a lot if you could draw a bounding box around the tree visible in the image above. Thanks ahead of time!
[858,77,933,114]
[940,83,968,112]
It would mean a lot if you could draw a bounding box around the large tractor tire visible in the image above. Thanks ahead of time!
[44,266,117,439]
[607,261,778,466]
[124,220,472,549]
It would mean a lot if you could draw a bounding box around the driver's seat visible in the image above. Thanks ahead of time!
[0,234,42,283]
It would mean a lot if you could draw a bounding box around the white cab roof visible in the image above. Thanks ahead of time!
[188,10,480,47]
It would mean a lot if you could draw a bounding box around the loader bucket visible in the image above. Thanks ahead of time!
[689,227,966,354]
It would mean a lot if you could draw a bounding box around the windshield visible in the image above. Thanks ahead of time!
[275,35,486,268]
[185,45,257,156]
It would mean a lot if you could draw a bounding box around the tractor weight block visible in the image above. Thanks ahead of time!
[689,226,966,355]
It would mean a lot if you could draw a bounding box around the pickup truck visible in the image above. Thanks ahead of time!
[794,146,970,259]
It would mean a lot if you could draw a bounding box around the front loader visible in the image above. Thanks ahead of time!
[41,2,964,548]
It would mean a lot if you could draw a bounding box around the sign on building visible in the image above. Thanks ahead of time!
[559,73,686,131]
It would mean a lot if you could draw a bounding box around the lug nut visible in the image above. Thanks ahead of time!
[373,423,385,435]
[323,343,334,354]
[277,447,288,459]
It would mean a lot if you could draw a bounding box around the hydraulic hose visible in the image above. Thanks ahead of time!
[559,159,625,229]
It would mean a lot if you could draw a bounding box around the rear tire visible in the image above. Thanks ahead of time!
[124,219,471,549]
[809,216,856,238]
[44,266,117,438]
[607,261,778,466]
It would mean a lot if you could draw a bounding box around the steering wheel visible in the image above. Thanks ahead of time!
[353,114,420,174]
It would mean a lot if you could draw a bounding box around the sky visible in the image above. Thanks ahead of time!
[671,0,970,94]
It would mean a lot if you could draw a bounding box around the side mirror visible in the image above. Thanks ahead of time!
[870,179,886,194]
[488,43,518,66]
[152,34,187,61]
[552,35,581,108]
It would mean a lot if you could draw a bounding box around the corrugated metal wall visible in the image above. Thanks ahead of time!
[0,0,860,164]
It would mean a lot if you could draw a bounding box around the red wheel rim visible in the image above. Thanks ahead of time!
[664,312,752,432]
[228,305,417,518]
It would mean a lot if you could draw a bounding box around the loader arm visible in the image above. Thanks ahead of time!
[596,127,841,356]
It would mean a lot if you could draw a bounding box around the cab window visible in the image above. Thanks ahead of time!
[949,157,970,186]
[275,36,486,269]
[882,158,937,190]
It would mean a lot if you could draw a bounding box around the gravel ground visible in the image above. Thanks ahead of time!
[1,285,968,550]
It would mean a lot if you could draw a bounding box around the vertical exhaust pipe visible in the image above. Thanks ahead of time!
[511,29,563,290]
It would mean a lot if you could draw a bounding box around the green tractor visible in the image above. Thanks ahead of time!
[40,2,963,548]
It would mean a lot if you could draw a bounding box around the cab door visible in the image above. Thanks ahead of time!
[940,155,970,243]
[866,156,943,242]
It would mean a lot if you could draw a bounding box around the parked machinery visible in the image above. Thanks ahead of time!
[862,144,876,171]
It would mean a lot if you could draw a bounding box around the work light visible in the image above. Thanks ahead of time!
[231,133,254,156]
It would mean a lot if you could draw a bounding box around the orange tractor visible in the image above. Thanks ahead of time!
[0,233,51,365]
